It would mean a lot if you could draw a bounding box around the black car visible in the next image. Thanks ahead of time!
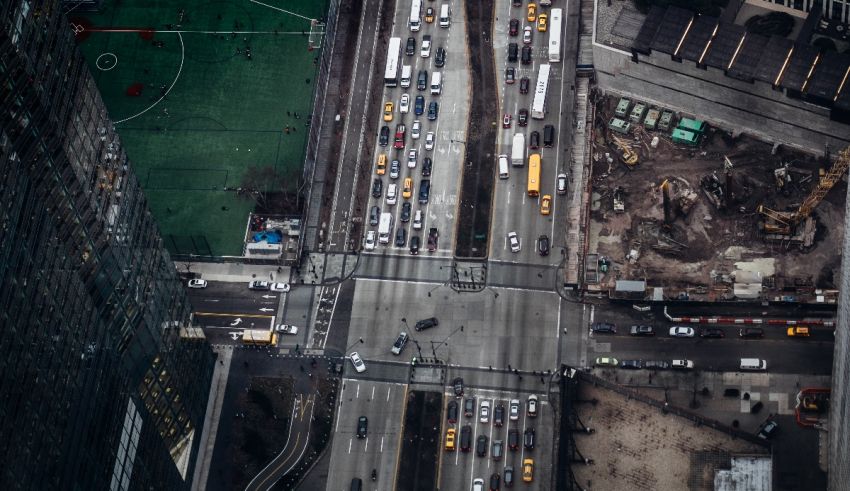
[453,377,464,396]
[508,428,519,450]
[529,130,540,149]
[414,95,425,115]
[417,70,428,90]
[505,67,516,84]
[490,473,501,490]
[428,227,439,251]
[427,101,439,121]
[537,235,549,256]
[512,0,521,6]
[422,157,432,177]
[592,322,617,334]
[476,435,488,457]
[464,397,475,417]
[369,206,380,226]
[395,227,406,247]
[371,178,383,198]
[405,36,415,56]
[494,404,505,427]
[517,109,528,126]
[504,466,514,487]
[620,360,643,369]
[409,236,420,255]
[435,47,446,67]
[419,179,431,203]
[700,327,726,338]
[521,45,532,64]
[740,327,765,338]
[509,18,519,36]
[643,360,670,370]
[507,43,518,62]
[415,317,439,331]
[447,400,459,423]
[401,202,412,222]
[757,418,779,439]
[523,427,535,449]
[379,125,390,146]
[543,124,555,147]
[519,76,530,94]
[629,325,654,336]
[460,425,472,451]
[357,416,368,438]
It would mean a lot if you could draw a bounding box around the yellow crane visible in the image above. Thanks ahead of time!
[758,146,850,236]
[610,134,639,167]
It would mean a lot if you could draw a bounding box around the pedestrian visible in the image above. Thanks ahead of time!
[292,127,296,132]
[236,47,242,54]
[287,111,290,117]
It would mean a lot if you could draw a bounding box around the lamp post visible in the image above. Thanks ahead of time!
[345,337,364,354]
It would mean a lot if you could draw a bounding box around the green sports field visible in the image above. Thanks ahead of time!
[74,0,329,256]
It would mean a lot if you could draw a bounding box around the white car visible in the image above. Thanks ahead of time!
[412,120,421,139]
[400,93,410,114]
[275,324,299,334]
[248,280,270,290]
[557,173,568,195]
[669,326,696,337]
[527,394,538,416]
[473,478,485,491]
[407,149,417,168]
[386,184,397,205]
[523,26,533,44]
[508,231,521,252]
[187,279,208,288]
[364,230,377,250]
[349,351,366,373]
[412,210,423,230]
[270,282,290,292]
[425,131,435,150]
[420,35,432,57]
[672,359,694,369]
[479,400,491,423]
[509,399,520,421]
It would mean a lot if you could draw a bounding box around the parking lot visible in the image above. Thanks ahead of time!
[437,385,553,490]
[362,0,470,257]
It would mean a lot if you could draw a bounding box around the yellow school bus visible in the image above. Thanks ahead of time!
[527,154,541,197]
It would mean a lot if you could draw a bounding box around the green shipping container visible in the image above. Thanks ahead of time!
[671,128,699,145]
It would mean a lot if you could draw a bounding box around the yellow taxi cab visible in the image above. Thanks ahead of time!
[537,13,548,32]
[383,101,394,122]
[522,458,534,482]
[376,154,387,175]
[527,3,537,22]
[403,177,413,199]
[787,326,810,337]
[445,428,456,451]
[425,7,434,23]
[540,194,551,215]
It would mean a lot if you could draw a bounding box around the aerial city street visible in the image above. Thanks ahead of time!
[5,0,850,490]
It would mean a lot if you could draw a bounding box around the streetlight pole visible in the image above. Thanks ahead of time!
[344,337,364,354]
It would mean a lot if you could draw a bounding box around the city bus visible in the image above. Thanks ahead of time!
[531,64,550,120]
[527,154,541,197]
[548,8,563,63]
[384,37,402,87]
[409,0,422,31]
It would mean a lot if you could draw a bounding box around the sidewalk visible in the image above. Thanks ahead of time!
[290,252,358,286]
[175,261,289,284]
[191,347,233,491]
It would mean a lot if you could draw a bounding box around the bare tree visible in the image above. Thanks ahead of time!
[239,165,282,208]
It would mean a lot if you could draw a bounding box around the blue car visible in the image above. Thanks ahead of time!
[427,101,439,121]
[414,95,425,116]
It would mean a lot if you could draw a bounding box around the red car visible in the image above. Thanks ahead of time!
[502,113,512,128]
[427,227,439,252]
[509,19,519,36]
[393,123,406,149]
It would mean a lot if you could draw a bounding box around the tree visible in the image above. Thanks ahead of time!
[744,12,795,38]
[238,165,284,208]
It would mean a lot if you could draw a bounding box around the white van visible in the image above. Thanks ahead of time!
[386,184,398,205]
[740,358,767,371]
[430,72,442,95]
[498,155,509,179]
[400,65,412,88]
[378,213,393,244]
[439,4,450,28]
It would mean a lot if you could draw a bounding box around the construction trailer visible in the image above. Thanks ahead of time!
[671,128,699,145]
[658,110,675,131]
[629,102,647,123]
[609,117,632,135]
[677,117,706,134]
[615,97,631,118]
[644,108,660,130]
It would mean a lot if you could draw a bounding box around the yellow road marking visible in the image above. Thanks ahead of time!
[194,312,274,319]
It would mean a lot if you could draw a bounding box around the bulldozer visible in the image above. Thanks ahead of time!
[758,146,850,246]
[610,134,639,167]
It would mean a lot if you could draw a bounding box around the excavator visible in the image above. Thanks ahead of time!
[758,146,850,241]
[610,134,639,167]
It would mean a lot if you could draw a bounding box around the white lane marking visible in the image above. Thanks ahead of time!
[381,436,385,453]
[371,385,376,400]
[319,285,343,350]
[348,438,352,454]
[387,386,392,401]
[356,383,361,399]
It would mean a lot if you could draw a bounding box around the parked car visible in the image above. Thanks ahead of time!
[629,325,654,336]
[447,400,459,423]
[248,280,270,290]
[669,326,695,338]
[270,282,290,292]
[671,359,694,370]
[739,327,765,338]
[620,360,643,369]
[643,360,670,370]
[757,418,779,439]
[594,357,619,367]
[187,279,208,288]
[592,322,617,334]
[700,327,726,338]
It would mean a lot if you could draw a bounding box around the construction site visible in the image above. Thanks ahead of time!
[586,93,848,302]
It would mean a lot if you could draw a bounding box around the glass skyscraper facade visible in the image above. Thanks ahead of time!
[0,1,215,489]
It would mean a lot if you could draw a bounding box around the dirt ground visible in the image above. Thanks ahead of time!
[228,377,295,489]
[573,381,768,490]
[588,94,846,296]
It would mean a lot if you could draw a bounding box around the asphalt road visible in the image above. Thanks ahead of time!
[188,281,280,343]
[324,380,408,489]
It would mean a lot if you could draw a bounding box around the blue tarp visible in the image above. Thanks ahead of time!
[252,230,282,244]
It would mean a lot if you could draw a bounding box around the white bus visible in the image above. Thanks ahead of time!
[409,0,422,31]
[378,213,394,244]
[384,37,402,87]
[531,64,550,120]
[548,8,563,63]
